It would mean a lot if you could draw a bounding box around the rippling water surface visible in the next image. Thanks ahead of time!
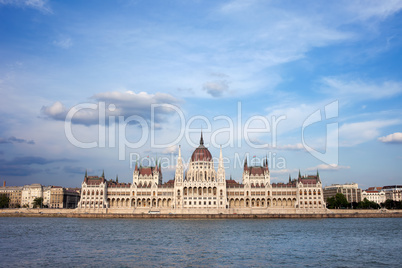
[0,217,401,267]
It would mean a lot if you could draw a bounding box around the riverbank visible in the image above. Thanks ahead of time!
[1,209,402,219]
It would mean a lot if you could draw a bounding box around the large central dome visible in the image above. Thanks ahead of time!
[191,132,212,162]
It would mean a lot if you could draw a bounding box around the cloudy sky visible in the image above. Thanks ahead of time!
[1,0,401,188]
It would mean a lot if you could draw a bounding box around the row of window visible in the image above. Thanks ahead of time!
[82,190,103,195]
[184,197,217,200]
[299,190,321,195]
[300,201,322,205]
[184,201,219,206]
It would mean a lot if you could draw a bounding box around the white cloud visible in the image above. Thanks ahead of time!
[0,0,52,13]
[264,143,305,151]
[162,145,178,154]
[378,132,402,143]
[339,119,400,146]
[321,77,402,100]
[203,80,229,97]
[346,0,402,21]
[41,91,182,125]
[40,101,68,121]
[307,164,350,171]
[53,37,73,49]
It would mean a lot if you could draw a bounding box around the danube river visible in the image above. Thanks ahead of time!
[0,217,401,267]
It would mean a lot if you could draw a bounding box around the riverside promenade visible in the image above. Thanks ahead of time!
[1,208,402,219]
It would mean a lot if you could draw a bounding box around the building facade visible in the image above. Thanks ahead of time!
[382,185,402,202]
[323,183,362,203]
[21,184,51,208]
[49,186,80,208]
[361,187,386,204]
[0,183,23,208]
[79,134,326,213]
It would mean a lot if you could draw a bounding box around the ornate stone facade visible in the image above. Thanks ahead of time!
[79,134,326,213]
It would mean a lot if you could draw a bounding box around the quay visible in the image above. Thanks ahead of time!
[1,209,402,219]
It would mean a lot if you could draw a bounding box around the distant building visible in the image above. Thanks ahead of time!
[63,189,81,208]
[0,182,23,208]
[50,186,81,208]
[21,184,51,208]
[382,185,402,202]
[323,183,362,203]
[361,187,386,204]
[79,133,326,213]
[50,186,64,208]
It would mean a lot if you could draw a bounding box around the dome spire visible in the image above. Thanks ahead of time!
[200,129,204,145]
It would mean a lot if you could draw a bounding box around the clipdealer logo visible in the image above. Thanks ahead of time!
[64,101,338,166]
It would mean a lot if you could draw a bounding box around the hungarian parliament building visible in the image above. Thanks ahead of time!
[78,133,326,213]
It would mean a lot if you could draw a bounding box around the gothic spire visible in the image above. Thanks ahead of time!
[298,169,301,179]
[219,145,224,169]
[101,170,105,178]
[200,130,204,145]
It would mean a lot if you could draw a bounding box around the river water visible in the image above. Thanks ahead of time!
[0,217,401,267]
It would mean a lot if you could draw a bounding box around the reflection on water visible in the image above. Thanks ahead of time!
[0,217,401,267]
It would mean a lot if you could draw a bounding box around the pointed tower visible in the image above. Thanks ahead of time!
[133,157,140,185]
[101,170,105,179]
[218,145,225,182]
[289,174,291,183]
[174,145,184,184]
[85,169,88,178]
[298,169,301,180]
[116,175,119,183]
[200,130,204,146]
[244,157,248,171]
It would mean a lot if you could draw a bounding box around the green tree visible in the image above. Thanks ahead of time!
[326,193,349,209]
[382,199,402,209]
[357,198,380,209]
[32,197,44,208]
[0,194,10,208]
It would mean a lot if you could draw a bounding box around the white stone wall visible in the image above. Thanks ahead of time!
[79,182,107,209]
[361,191,386,204]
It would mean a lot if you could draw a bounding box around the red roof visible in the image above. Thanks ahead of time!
[140,167,153,175]
[84,176,105,185]
[191,132,212,162]
[191,146,212,162]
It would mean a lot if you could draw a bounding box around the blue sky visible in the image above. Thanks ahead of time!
[0,0,401,188]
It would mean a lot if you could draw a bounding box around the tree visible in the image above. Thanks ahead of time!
[326,193,349,209]
[382,199,402,209]
[0,194,10,208]
[357,198,380,209]
[32,197,44,208]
